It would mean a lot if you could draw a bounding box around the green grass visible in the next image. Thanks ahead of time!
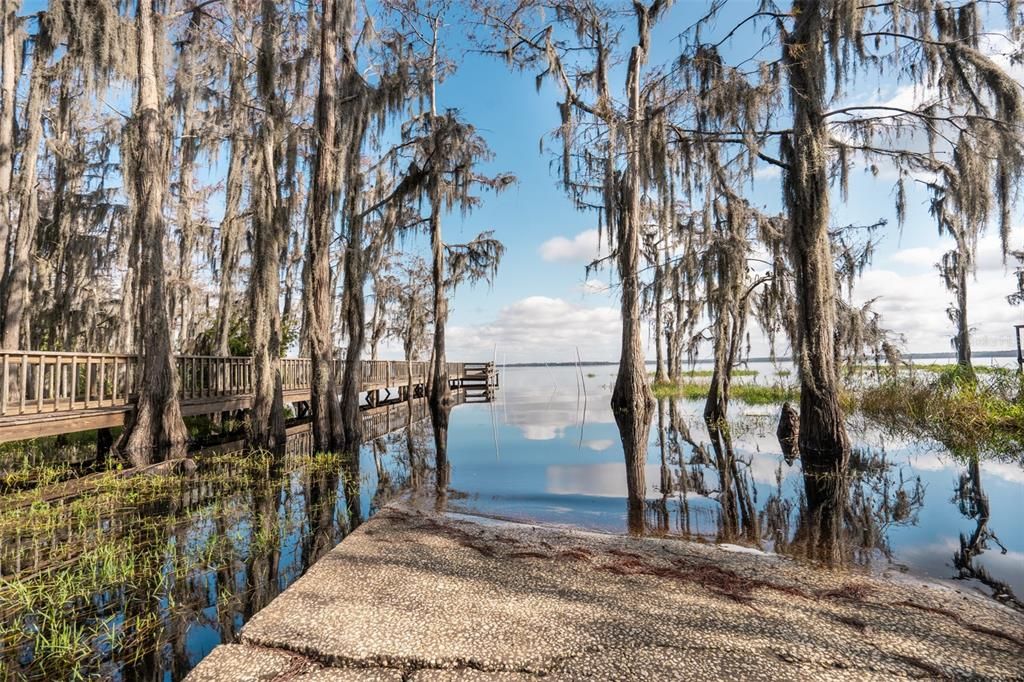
[652,379,797,405]
[851,362,1011,376]
[0,446,364,679]
[651,368,758,378]
[853,364,1024,456]
[652,362,1023,456]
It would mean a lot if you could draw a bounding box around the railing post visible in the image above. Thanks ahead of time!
[84,356,92,408]
[36,354,44,413]
[70,357,77,409]
[1,354,8,416]
[54,356,62,412]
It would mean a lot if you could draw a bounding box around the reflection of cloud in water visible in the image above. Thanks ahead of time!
[546,462,664,497]
[582,439,614,451]
[520,424,562,441]
[896,540,1024,592]
[898,451,1024,485]
[985,461,1024,485]
[498,367,615,441]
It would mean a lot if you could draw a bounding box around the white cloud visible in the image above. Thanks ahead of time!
[851,266,1019,352]
[539,229,603,263]
[888,229,1024,273]
[447,296,622,363]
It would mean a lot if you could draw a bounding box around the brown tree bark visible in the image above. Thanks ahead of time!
[653,259,666,384]
[782,0,850,562]
[2,40,48,349]
[0,0,21,299]
[117,0,188,465]
[214,50,248,357]
[246,0,287,450]
[305,0,346,453]
[170,11,202,350]
[339,186,367,455]
[611,23,654,514]
[950,233,974,376]
[428,197,450,418]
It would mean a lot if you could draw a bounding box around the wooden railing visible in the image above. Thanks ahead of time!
[178,356,254,400]
[0,351,488,418]
[0,351,137,416]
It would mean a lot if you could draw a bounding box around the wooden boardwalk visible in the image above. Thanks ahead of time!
[0,351,496,443]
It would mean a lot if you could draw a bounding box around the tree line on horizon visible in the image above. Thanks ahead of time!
[0,0,1022,556]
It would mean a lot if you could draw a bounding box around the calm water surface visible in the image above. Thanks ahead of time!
[444,364,1023,599]
[1,363,1021,680]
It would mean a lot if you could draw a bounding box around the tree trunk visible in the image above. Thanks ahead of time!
[2,44,47,349]
[215,55,248,357]
[653,261,666,384]
[171,12,201,351]
[783,0,850,562]
[247,0,287,450]
[428,196,450,418]
[247,136,286,449]
[611,40,654,514]
[48,79,77,348]
[669,264,683,381]
[305,0,345,453]
[0,0,20,298]
[339,208,366,455]
[953,234,973,376]
[117,0,188,465]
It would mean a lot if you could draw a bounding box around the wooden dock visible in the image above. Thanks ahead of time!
[0,351,497,443]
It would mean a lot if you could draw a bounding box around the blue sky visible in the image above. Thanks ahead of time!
[17,0,1024,363]
[411,3,1024,363]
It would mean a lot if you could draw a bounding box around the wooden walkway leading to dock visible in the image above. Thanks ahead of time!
[0,351,496,443]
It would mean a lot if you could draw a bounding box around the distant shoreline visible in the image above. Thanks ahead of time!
[498,350,1017,368]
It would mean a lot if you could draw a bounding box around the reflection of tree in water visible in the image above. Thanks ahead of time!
[763,447,925,563]
[952,457,1022,610]
[249,452,285,619]
[649,399,928,563]
[3,413,439,680]
[431,404,452,510]
[651,399,758,542]
[368,432,419,516]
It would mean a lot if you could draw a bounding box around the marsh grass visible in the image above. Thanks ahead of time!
[651,368,758,379]
[853,365,1024,456]
[0,447,367,680]
[851,362,1010,376]
[653,364,1022,455]
[0,433,116,494]
[652,378,797,405]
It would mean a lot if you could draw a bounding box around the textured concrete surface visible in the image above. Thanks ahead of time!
[187,503,1024,681]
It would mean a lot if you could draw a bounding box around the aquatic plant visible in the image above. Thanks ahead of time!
[854,366,1024,457]
[0,433,416,680]
[652,380,798,406]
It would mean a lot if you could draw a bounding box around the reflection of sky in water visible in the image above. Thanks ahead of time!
[443,364,1024,597]
[11,362,1021,680]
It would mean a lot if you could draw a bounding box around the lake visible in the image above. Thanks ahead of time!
[1,362,1021,679]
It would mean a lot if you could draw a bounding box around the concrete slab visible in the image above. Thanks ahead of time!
[188,504,1024,681]
[186,644,404,681]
